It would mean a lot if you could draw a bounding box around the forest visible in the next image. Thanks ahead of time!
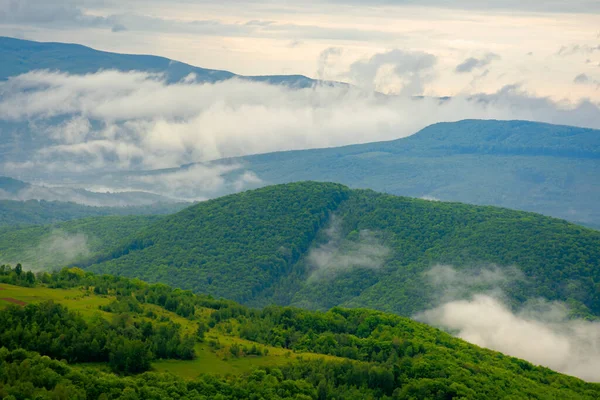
[49,181,600,318]
[1,266,600,399]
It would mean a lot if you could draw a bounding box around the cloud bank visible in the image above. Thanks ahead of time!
[417,265,600,382]
[1,69,599,190]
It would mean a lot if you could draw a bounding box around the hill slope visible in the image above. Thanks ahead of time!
[80,182,600,318]
[1,269,599,398]
[85,182,350,303]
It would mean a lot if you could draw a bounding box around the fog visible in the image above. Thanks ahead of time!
[307,216,390,281]
[417,265,600,381]
[1,70,599,181]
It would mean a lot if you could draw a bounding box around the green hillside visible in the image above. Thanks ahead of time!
[85,182,350,303]
[1,267,599,399]
[80,182,600,317]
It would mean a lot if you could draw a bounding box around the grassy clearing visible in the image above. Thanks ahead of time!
[0,283,112,319]
[154,337,344,379]
[0,283,347,379]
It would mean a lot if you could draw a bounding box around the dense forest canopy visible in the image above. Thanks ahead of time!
[58,181,600,318]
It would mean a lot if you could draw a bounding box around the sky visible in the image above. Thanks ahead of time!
[1,0,599,102]
[0,0,599,182]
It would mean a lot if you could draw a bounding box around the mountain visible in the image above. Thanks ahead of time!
[0,175,180,207]
[1,268,599,397]
[74,182,600,318]
[0,198,186,228]
[169,119,596,226]
[0,36,321,87]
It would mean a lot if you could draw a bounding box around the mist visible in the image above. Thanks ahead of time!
[1,230,92,271]
[307,215,390,281]
[1,70,600,182]
[417,265,600,382]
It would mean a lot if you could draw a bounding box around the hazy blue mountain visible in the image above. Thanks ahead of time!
[0,175,181,207]
[0,198,187,228]
[182,119,596,226]
[0,36,319,86]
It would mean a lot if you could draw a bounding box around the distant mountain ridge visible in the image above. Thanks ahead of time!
[122,119,599,226]
[0,36,324,87]
[0,175,181,207]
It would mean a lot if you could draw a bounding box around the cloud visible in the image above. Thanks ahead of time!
[0,0,109,27]
[574,73,600,88]
[417,265,600,382]
[130,163,263,200]
[1,70,600,187]
[455,53,501,74]
[317,47,343,81]
[323,0,600,13]
[0,2,393,42]
[347,49,437,95]
[307,215,390,281]
[111,23,127,33]
[1,230,92,271]
[419,294,600,381]
[558,44,600,56]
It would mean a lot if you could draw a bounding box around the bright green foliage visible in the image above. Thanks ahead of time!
[1,270,600,399]
[77,182,600,317]
[290,189,600,316]
[0,300,194,374]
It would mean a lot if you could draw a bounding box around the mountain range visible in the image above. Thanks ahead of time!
[1,37,598,228]
[116,119,600,227]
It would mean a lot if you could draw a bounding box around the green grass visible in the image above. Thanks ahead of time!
[0,282,343,378]
[0,283,112,319]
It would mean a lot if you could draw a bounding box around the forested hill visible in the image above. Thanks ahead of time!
[0,268,599,399]
[79,182,600,318]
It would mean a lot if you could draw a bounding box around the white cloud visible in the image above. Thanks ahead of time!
[347,49,437,95]
[131,163,262,200]
[307,215,390,281]
[455,53,501,74]
[419,294,600,382]
[0,70,599,180]
[417,265,600,382]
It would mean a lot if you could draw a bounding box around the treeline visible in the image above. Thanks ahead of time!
[0,348,478,400]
